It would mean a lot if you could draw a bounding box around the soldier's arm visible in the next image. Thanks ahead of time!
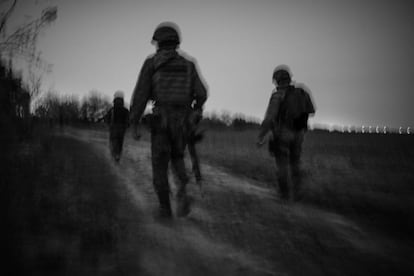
[130,58,153,124]
[124,108,130,128]
[191,63,207,112]
[100,108,112,124]
[258,92,282,140]
[305,91,315,115]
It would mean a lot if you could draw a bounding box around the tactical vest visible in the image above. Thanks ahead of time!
[152,55,193,107]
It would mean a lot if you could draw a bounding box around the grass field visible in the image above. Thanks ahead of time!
[1,128,127,274]
[2,125,413,274]
[197,129,414,238]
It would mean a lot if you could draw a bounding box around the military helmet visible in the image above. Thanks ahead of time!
[114,90,124,99]
[152,22,180,44]
[272,65,292,84]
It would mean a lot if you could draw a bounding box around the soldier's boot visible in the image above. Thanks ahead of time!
[157,191,172,218]
[292,177,302,201]
[114,154,121,162]
[176,188,190,217]
[113,139,122,162]
[194,165,202,183]
[278,178,290,201]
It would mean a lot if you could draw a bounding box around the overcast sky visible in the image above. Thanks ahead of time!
[6,0,414,128]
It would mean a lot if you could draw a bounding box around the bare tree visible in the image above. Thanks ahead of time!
[0,0,17,35]
[26,69,42,99]
[80,90,111,122]
[60,95,80,124]
[0,0,57,70]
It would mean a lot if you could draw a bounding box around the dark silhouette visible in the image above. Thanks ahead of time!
[187,113,204,182]
[257,65,315,200]
[130,22,208,218]
[0,60,31,140]
[101,91,129,162]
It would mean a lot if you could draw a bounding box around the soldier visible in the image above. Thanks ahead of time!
[130,22,207,218]
[257,65,315,200]
[103,91,130,162]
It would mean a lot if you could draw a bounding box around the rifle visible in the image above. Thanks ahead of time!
[187,128,205,197]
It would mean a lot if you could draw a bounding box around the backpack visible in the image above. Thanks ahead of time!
[276,86,314,131]
[108,106,129,128]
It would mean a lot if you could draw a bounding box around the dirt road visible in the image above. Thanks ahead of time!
[64,128,412,276]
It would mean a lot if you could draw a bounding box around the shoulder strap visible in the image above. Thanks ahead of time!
[275,86,292,123]
[111,107,115,125]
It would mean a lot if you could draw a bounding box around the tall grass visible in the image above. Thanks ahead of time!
[1,127,125,274]
[197,129,414,237]
[197,129,277,184]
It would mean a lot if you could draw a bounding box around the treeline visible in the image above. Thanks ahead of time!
[33,90,111,126]
[33,90,261,130]
[200,111,260,130]
[0,59,260,135]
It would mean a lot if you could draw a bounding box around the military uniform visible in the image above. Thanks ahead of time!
[130,24,207,217]
[104,94,129,162]
[258,69,315,200]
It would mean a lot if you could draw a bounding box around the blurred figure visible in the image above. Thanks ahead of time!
[103,91,130,162]
[130,22,207,218]
[257,65,315,200]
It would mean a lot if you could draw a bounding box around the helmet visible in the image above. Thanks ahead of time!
[114,90,124,100]
[152,22,180,44]
[272,65,291,84]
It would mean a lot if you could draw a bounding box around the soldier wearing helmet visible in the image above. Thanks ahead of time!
[102,90,130,162]
[130,22,208,218]
[257,65,315,200]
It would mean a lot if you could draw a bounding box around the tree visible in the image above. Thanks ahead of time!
[60,95,80,124]
[26,68,42,99]
[1,0,57,110]
[34,89,60,120]
[80,90,111,122]
[0,0,57,70]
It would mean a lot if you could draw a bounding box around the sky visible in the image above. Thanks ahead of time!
[4,0,414,128]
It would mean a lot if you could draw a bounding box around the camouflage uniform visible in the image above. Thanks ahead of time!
[130,23,207,217]
[258,69,315,200]
[104,97,129,162]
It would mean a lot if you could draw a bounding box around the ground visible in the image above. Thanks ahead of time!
[5,127,413,275]
[68,128,414,275]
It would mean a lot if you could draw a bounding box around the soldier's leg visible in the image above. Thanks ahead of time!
[151,130,172,217]
[109,130,116,159]
[119,130,125,155]
[113,130,123,161]
[275,141,290,200]
[114,130,126,160]
[290,132,304,200]
[170,119,190,217]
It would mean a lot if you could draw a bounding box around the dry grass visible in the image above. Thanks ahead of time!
[197,129,414,238]
[2,129,127,275]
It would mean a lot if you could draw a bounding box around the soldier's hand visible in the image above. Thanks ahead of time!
[133,132,141,141]
[256,137,266,148]
[189,109,202,126]
[132,124,141,141]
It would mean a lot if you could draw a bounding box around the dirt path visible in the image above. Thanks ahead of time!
[64,128,411,276]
